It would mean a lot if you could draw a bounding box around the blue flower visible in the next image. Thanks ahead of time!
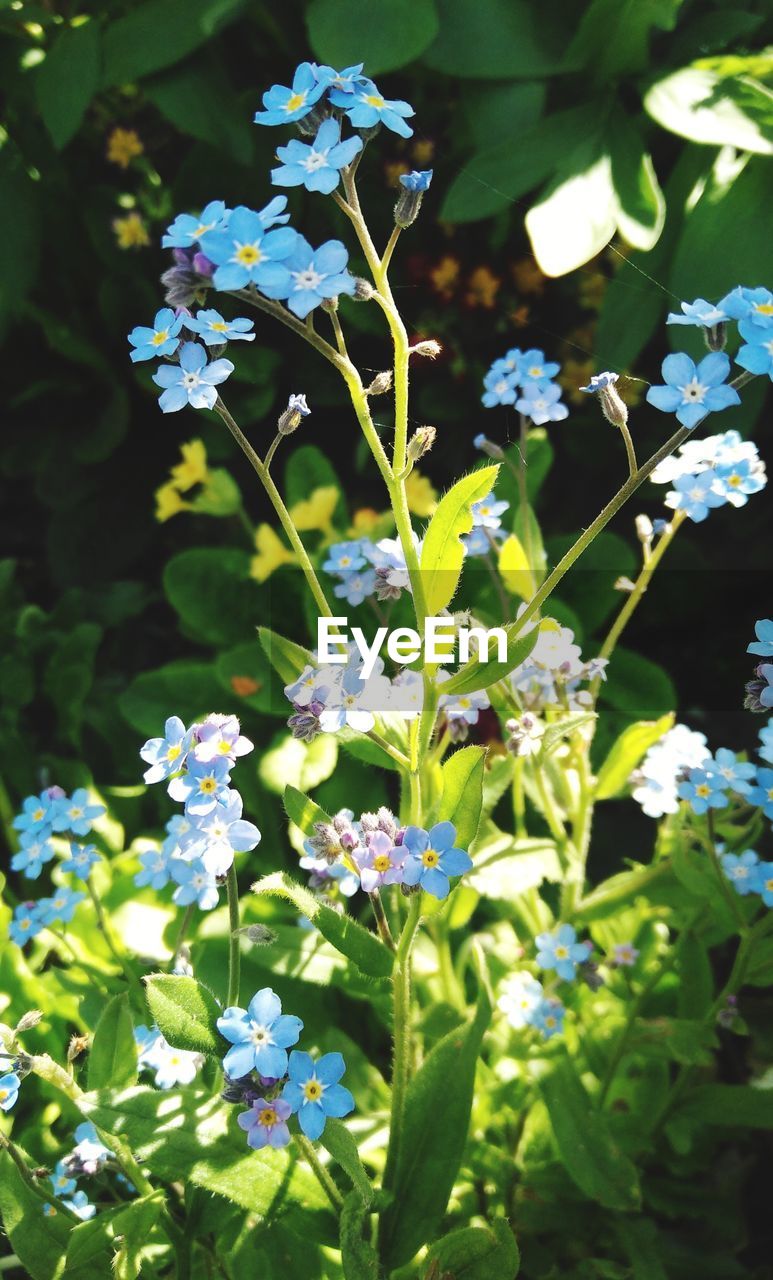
[706,748,756,797]
[217,987,303,1079]
[140,716,194,784]
[665,471,727,523]
[399,169,433,192]
[752,860,773,907]
[497,972,544,1029]
[439,687,490,726]
[152,343,234,414]
[254,62,330,125]
[63,1190,95,1221]
[128,308,184,363]
[180,790,261,878]
[749,620,773,659]
[312,63,365,94]
[134,847,174,890]
[49,1161,77,1198]
[167,756,232,817]
[323,540,366,574]
[281,237,356,319]
[518,349,561,383]
[282,1050,354,1140]
[272,118,363,195]
[749,767,773,819]
[533,997,566,1039]
[481,368,519,408]
[714,457,766,507]
[183,309,255,345]
[401,822,472,900]
[0,1072,20,1112]
[287,393,310,417]
[237,1096,293,1149]
[11,836,56,880]
[333,568,377,606]
[717,285,773,327]
[515,382,569,425]
[329,78,414,138]
[162,201,232,249]
[489,349,522,377]
[170,857,219,910]
[61,843,101,880]
[51,788,106,836]
[758,719,773,764]
[721,849,760,896]
[72,1122,113,1174]
[13,791,59,839]
[666,298,730,328]
[646,352,741,428]
[735,316,773,380]
[470,492,509,529]
[37,887,85,927]
[462,525,504,557]
[9,901,44,946]
[535,924,587,981]
[580,371,618,392]
[677,766,729,814]
[199,205,298,293]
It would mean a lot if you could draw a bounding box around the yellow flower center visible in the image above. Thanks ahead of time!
[218,740,232,754]
[554,945,569,960]
[199,777,217,794]
[766,879,773,892]
[696,783,711,797]
[33,808,45,822]
[152,329,169,346]
[373,853,391,872]
[235,243,262,266]
[69,807,83,819]
[728,473,741,487]
[528,365,543,377]
[193,221,215,238]
[167,744,181,761]
[366,94,385,108]
[285,92,307,112]
[0,1089,8,1102]
[303,1079,323,1102]
[422,849,439,868]
[259,1107,277,1127]
[753,302,773,315]
[544,1015,556,1028]
[20,919,30,932]
[211,321,228,332]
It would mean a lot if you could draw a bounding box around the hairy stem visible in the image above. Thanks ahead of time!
[226,863,241,1009]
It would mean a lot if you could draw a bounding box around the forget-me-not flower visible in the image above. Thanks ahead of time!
[134,847,174,891]
[0,1072,20,1112]
[9,902,44,946]
[141,716,194,783]
[152,342,234,413]
[11,837,56,879]
[330,77,414,137]
[666,298,730,328]
[515,382,569,425]
[272,117,363,194]
[13,792,59,839]
[282,1050,354,1140]
[749,767,773,819]
[333,568,377,606]
[401,821,472,900]
[736,317,773,380]
[751,861,773,907]
[518,349,561,383]
[183,309,255,345]
[254,62,330,126]
[217,987,303,1079]
[470,492,509,530]
[167,756,232,816]
[162,201,232,249]
[677,766,729,814]
[238,1097,293,1149]
[180,791,261,877]
[199,205,298,293]
[399,169,433,192]
[749,620,773,658]
[664,471,727,523]
[358,831,405,892]
[49,1161,77,1198]
[192,713,254,764]
[646,352,740,428]
[706,748,756,796]
[497,972,545,1030]
[323,541,366,574]
[535,924,587,981]
[51,788,105,836]
[128,308,184,363]
[481,368,519,408]
[714,458,766,507]
[61,843,101,880]
[718,285,773,326]
[722,849,760,896]
[170,857,220,911]
[282,236,356,319]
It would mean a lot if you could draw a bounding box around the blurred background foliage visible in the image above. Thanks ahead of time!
[0,0,771,868]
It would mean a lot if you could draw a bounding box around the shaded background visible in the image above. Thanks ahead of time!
[1,0,772,868]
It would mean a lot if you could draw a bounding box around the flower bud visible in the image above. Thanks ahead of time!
[614,576,636,592]
[635,514,653,545]
[407,425,437,463]
[579,371,629,428]
[14,1010,43,1034]
[410,338,442,360]
[365,371,393,397]
[278,393,310,435]
[353,278,375,301]
[473,433,505,461]
[394,170,433,228]
[239,923,278,946]
[704,321,727,353]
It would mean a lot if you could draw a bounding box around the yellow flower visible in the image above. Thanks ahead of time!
[405,469,438,517]
[465,266,500,309]
[113,212,149,250]
[384,161,409,189]
[412,139,435,165]
[107,127,144,168]
[511,256,545,297]
[171,440,209,492]
[429,254,460,300]
[155,483,192,523]
[250,525,296,582]
[350,507,383,535]
[288,485,339,533]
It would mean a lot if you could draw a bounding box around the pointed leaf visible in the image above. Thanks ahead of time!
[87,993,138,1090]
[284,784,332,836]
[144,974,222,1056]
[251,872,393,978]
[595,713,675,799]
[440,618,539,696]
[420,466,499,614]
[437,746,486,849]
[259,626,315,684]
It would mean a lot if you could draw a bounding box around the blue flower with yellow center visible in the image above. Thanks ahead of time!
[254,62,330,126]
[282,1050,354,1140]
[199,205,299,293]
[162,201,231,250]
[401,821,472,900]
[272,118,363,195]
[128,308,184,363]
[329,77,414,138]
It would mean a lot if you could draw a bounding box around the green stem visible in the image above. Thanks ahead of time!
[381,894,423,1200]
[369,890,397,951]
[85,880,142,994]
[295,1134,344,1211]
[214,397,334,621]
[263,432,283,472]
[597,959,668,1108]
[618,420,638,476]
[517,414,536,583]
[169,904,196,971]
[226,863,241,1009]
[707,811,748,934]
[0,1133,81,1222]
[513,758,526,838]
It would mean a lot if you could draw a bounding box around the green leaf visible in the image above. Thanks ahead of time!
[259,626,314,684]
[118,661,226,737]
[163,548,261,646]
[215,642,287,716]
[539,1052,641,1210]
[595,714,675,799]
[424,1219,520,1279]
[145,54,254,165]
[306,0,439,75]
[87,993,138,1090]
[60,1194,165,1280]
[251,872,393,979]
[144,974,222,1056]
[82,1086,329,1214]
[437,746,485,849]
[614,1217,668,1280]
[420,466,499,614]
[340,1190,379,1280]
[525,143,616,277]
[600,649,677,720]
[259,733,338,795]
[101,0,245,86]
[674,1083,773,1129]
[645,67,773,155]
[440,108,595,223]
[423,0,561,78]
[321,1120,373,1204]
[541,711,596,756]
[440,618,539,696]
[0,1149,70,1280]
[284,784,333,836]
[609,113,666,252]
[35,21,101,149]
[565,0,683,77]
[380,980,493,1269]
[676,932,713,1019]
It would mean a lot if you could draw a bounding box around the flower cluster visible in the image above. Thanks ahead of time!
[631,725,710,817]
[135,1025,203,1090]
[497,972,566,1040]
[137,714,260,911]
[8,786,106,946]
[298,806,472,904]
[42,1122,116,1221]
[217,986,354,1145]
[481,347,568,424]
[322,532,421,605]
[722,849,773,907]
[648,429,766,523]
[508,616,607,715]
[254,61,414,139]
[745,621,773,713]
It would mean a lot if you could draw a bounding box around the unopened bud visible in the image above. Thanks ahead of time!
[705,321,726,353]
[14,1010,43,1034]
[614,576,636,592]
[239,924,278,946]
[295,102,329,137]
[394,170,433,228]
[365,371,393,397]
[321,295,338,313]
[410,338,442,360]
[473,433,505,461]
[68,1035,89,1063]
[353,278,375,301]
[407,425,436,463]
[278,393,310,436]
[579,371,629,428]
[635,514,653,544]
